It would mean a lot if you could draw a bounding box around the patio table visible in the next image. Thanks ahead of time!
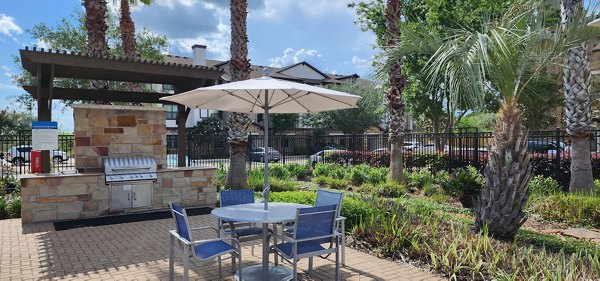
[211,202,309,281]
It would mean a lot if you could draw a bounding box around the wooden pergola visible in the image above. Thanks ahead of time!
[20,47,223,172]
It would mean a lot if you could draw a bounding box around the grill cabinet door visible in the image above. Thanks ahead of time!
[110,184,132,211]
[132,183,153,208]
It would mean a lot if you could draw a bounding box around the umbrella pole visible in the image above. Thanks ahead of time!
[263,89,270,210]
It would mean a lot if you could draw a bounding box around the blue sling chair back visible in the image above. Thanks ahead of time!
[168,203,242,281]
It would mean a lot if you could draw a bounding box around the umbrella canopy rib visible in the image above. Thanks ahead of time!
[270,90,310,112]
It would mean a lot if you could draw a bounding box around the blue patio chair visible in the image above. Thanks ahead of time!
[219,189,271,255]
[271,204,341,281]
[284,189,347,265]
[168,203,242,281]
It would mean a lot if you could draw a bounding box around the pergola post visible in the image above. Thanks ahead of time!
[176,105,190,167]
[36,63,54,173]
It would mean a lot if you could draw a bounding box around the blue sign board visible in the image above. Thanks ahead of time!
[32,121,58,129]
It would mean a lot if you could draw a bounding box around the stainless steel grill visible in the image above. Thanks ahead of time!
[103,156,157,184]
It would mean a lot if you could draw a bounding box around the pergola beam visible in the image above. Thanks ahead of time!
[23,86,185,104]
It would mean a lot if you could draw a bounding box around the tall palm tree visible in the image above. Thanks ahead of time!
[561,0,594,193]
[225,0,252,189]
[385,0,599,240]
[116,0,153,100]
[385,0,407,183]
[83,0,111,104]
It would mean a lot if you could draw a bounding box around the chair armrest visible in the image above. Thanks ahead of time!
[336,216,346,222]
[192,237,241,249]
[169,230,192,245]
[291,232,341,243]
[271,232,294,243]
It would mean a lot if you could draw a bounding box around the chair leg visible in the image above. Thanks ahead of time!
[335,239,340,281]
[251,240,255,256]
[169,236,175,281]
[218,256,222,278]
[293,257,298,281]
[183,246,190,281]
[231,233,236,273]
[341,219,346,267]
[273,223,279,265]
[237,252,243,281]
[308,257,314,275]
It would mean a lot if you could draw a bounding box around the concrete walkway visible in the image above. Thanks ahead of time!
[0,215,443,280]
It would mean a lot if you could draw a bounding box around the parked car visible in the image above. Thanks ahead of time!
[309,149,346,168]
[6,145,69,165]
[527,140,567,155]
[371,148,389,154]
[316,142,347,151]
[249,147,281,162]
[403,141,422,151]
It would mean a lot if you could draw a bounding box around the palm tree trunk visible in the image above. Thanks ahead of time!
[386,0,406,183]
[561,0,594,193]
[475,104,532,241]
[83,0,111,105]
[225,0,252,189]
[119,0,142,104]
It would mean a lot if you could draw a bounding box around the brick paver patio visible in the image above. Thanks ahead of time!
[0,214,443,280]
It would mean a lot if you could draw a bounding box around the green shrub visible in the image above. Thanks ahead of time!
[247,169,298,192]
[528,193,600,228]
[367,167,388,184]
[312,163,348,179]
[357,182,405,198]
[529,175,562,196]
[348,164,370,186]
[0,175,20,196]
[283,163,310,180]
[405,168,434,188]
[7,197,21,218]
[595,179,600,196]
[326,178,348,190]
[269,191,315,205]
[439,166,484,208]
[432,170,450,184]
[216,164,226,189]
[312,175,329,186]
[0,197,7,220]
[421,183,439,197]
[268,164,291,180]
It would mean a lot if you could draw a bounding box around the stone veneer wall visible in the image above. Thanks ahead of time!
[20,167,217,223]
[72,104,167,172]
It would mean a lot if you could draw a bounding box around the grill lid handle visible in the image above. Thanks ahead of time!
[111,166,152,171]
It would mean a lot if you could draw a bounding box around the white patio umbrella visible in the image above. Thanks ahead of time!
[160,73,361,210]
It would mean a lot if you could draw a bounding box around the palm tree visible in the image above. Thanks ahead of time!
[83,0,111,104]
[385,0,599,240]
[225,0,252,189]
[561,0,594,193]
[116,0,153,101]
[385,0,407,183]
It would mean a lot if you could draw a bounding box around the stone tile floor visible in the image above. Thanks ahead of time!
[0,215,444,280]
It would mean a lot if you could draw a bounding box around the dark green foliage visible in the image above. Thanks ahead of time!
[268,164,291,180]
[357,182,406,198]
[283,163,310,180]
[421,183,439,197]
[528,175,562,196]
[325,178,348,190]
[247,168,297,192]
[186,114,226,136]
[0,198,7,219]
[439,166,484,207]
[7,197,21,218]
[404,168,434,189]
[270,114,299,135]
[0,110,35,135]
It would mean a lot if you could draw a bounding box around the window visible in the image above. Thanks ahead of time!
[257,113,264,122]
[162,84,174,91]
[165,104,178,120]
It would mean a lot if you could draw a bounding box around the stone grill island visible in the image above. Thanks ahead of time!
[20,105,217,223]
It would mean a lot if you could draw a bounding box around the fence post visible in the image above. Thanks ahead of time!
[555,127,561,180]
[473,129,479,169]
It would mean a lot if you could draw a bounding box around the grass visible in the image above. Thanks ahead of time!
[528,192,600,228]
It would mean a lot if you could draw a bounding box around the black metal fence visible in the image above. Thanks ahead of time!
[176,129,600,187]
[0,131,75,177]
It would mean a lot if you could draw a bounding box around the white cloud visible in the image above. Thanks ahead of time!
[269,48,322,67]
[171,21,231,60]
[0,14,23,37]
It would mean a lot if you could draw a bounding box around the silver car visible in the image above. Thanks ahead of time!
[6,145,69,165]
[309,149,346,168]
[249,147,281,162]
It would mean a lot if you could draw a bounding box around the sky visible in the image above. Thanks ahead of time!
[0,0,377,132]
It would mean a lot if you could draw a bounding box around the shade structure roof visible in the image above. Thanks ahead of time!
[159,76,361,113]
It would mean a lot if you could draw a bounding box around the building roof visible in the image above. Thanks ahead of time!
[164,55,359,85]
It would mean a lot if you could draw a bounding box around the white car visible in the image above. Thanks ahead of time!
[309,149,346,168]
[6,145,69,165]
[403,142,422,151]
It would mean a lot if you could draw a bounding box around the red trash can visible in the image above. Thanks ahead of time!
[31,150,42,174]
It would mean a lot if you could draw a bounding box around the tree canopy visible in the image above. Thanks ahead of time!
[301,83,384,134]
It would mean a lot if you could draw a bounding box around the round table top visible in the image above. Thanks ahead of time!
[211,202,309,224]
